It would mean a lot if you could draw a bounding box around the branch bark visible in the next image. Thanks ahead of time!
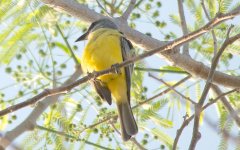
[121,0,136,20]
[201,0,218,56]
[177,0,189,55]
[2,11,222,116]
[173,88,237,150]
[41,0,240,88]
[149,73,196,104]
[211,84,240,127]
[189,28,240,150]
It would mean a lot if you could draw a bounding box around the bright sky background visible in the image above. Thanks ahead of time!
[1,0,240,149]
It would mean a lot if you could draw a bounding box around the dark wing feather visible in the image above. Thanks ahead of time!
[92,79,112,105]
[120,37,134,104]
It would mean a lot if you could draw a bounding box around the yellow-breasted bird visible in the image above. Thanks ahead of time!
[76,19,138,141]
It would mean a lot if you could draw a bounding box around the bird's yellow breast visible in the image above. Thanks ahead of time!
[81,28,125,83]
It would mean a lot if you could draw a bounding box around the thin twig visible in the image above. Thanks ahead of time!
[134,67,188,74]
[1,5,240,122]
[1,9,239,119]
[173,114,194,150]
[36,125,114,150]
[173,88,237,150]
[204,114,240,145]
[211,84,240,127]
[0,65,82,148]
[201,0,218,56]
[148,73,196,105]
[110,122,146,150]
[73,75,191,134]
[121,0,136,20]
[40,0,240,88]
[189,28,240,150]
[5,10,237,116]
[78,117,115,134]
[131,138,147,150]
[177,0,189,55]
[96,0,112,17]
[56,23,79,64]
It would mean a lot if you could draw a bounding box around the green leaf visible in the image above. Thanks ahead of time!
[218,0,233,13]
[169,14,180,26]
[55,41,71,55]
[0,23,34,64]
[161,65,184,72]
[54,41,81,63]
[140,125,173,149]
[149,113,173,128]
[207,0,217,18]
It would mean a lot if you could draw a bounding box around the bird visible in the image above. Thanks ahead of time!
[75,18,138,141]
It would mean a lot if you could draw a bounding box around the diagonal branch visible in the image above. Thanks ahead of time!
[0,74,190,147]
[121,0,136,20]
[211,84,240,127]
[0,65,82,148]
[109,122,146,150]
[201,0,218,56]
[204,114,240,145]
[74,75,191,136]
[1,16,217,116]
[189,27,240,150]
[36,125,113,150]
[173,88,237,150]
[149,73,196,104]
[96,0,112,17]
[41,0,240,88]
[177,0,189,55]
[0,66,190,148]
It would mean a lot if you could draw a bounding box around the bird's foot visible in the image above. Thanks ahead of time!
[111,63,121,74]
[87,71,98,80]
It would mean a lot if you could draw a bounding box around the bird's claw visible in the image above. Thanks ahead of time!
[111,63,121,74]
[87,71,98,80]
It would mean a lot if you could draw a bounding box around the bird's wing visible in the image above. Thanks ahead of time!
[92,79,112,105]
[120,37,134,104]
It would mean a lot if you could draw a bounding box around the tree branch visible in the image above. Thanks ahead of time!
[121,0,136,20]
[204,114,240,145]
[36,125,114,150]
[109,122,146,150]
[173,88,237,150]
[189,27,240,150]
[4,11,239,116]
[177,0,189,55]
[96,0,112,17]
[71,75,191,137]
[201,0,218,56]
[0,74,190,149]
[211,84,240,127]
[41,0,240,88]
[149,73,196,105]
[0,65,82,148]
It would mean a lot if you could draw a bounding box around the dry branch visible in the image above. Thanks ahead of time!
[189,29,240,150]
[41,0,240,88]
[173,88,238,150]
[211,84,240,127]
[121,0,136,20]
[177,0,189,55]
[0,66,82,148]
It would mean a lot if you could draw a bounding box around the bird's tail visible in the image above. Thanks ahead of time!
[117,102,138,141]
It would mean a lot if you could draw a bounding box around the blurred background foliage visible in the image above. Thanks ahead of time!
[0,0,240,149]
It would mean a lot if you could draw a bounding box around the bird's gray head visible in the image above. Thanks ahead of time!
[75,19,118,41]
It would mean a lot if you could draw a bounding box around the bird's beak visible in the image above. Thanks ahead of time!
[75,31,89,42]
